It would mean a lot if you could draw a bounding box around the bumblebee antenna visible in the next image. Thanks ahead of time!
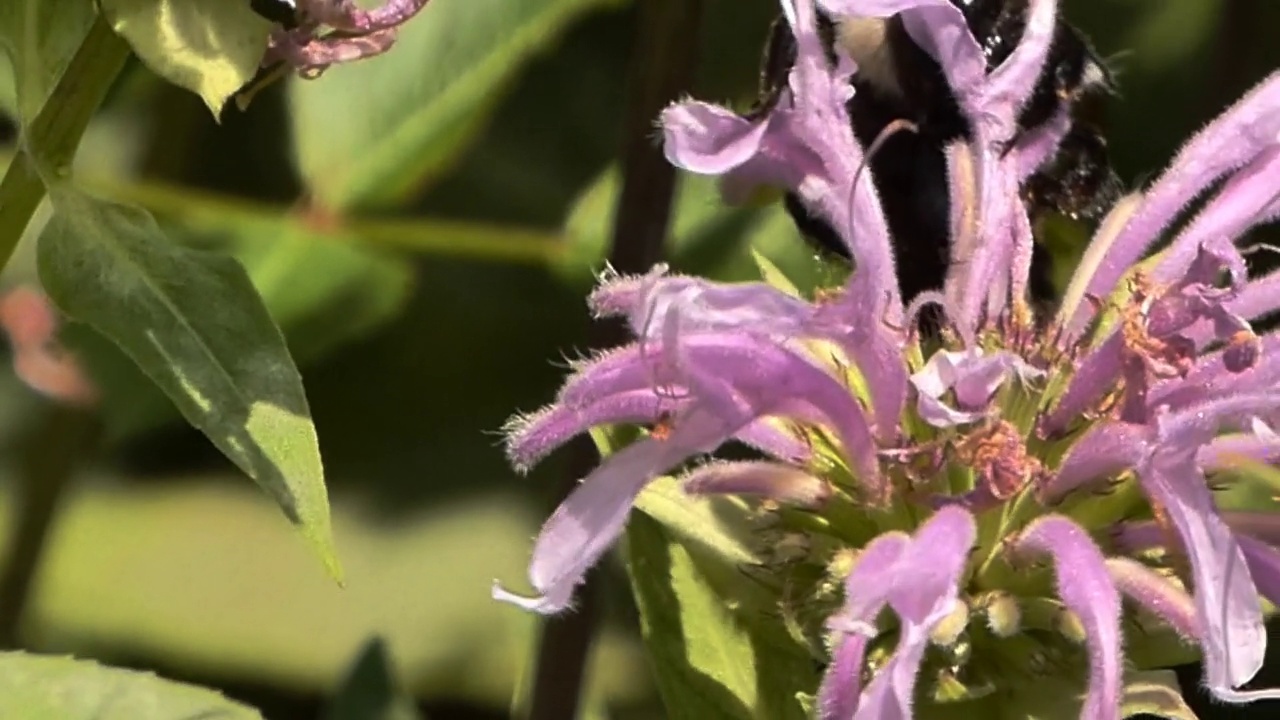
[854,118,918,192]
[844,118,918,252]
[839,117,918,301]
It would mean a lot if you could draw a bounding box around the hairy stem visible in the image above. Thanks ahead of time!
[524,1,704,718]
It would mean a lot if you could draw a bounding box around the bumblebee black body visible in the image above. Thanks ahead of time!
[750,1,1122,307]
[250,0,300,28]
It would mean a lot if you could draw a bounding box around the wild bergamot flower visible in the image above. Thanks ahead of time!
[494,0,1280,716]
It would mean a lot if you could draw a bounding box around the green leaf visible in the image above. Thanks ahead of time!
[99,0,271,118]
[1120,670,1198,720]
[751,248,802,298]
[0,651,264,719]
[560,167,753,283]
[634,476,758,568]
[560,164,835,291]
[0,0,95,125]
[625,508,816,720]
[36,187,340,580]
[324,638,425,720]
[65,223,415,440]
[288,0,623,211]
[226,223,415,364]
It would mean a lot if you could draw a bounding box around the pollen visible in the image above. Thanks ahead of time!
[956,420,1040,499]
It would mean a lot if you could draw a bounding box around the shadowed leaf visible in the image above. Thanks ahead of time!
[0,651,264,719]
[0,0,95,124]
[324,638,425,720]
[36,187,340,580]
[625,503,815,720]
[288,0,623,211]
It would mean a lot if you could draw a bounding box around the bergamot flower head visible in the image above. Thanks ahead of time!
[495,0,1280,716]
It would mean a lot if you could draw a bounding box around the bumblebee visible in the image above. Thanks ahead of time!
[751,1,1122,307]
[250,0,300,28]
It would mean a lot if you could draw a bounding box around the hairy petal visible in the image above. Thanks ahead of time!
[615,273,823,343]
[820,532,913,720]
[494,408,738,613]
[1017,516,1122,720]
[661,101,772,174]
[1043,421,1149,503]
[1198,431,1280,471]
[1235,535,1280,610]
[1105,556,1199,641]
[1156,146,1280,283]
[854,507,976,720]
[681,460,830,507]
[1148,335,1280,412]
[505,390,677,472]
[1068,71,1280,340]
[977,0,1058,141]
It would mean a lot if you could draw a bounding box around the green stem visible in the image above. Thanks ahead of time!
[0,14,130,276]
[0,404,101,648]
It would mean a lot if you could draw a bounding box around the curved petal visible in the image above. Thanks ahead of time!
[681,460,830,507]
[504,390,679,471]
[820,531,912,720]
[494,405,752,614]
[854,506,976,720]
[1017,515,1122,720]
[1043,421,1149,503]
[1069,71,1280,340]
[661,101,771,174]
[1105,556,1199,641]
[1142,430,1265,698]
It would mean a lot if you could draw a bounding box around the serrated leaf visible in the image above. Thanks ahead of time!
[99,0,271,118]
[625,509,816,720]
[0,651,264,719]
[324,638,425,720]
[36,187,340,580]
[1120,670,1198,720]
[0,0,95,125]
[288,0,623,211]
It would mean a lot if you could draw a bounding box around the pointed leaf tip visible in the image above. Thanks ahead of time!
[99,0,272,118]
[36,189,340,581]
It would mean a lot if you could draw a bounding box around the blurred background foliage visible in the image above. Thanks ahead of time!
[0,0,1277,718]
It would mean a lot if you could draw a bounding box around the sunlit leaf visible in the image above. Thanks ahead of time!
[625,508,815,720]
[750,249,802,298]
[54,187,415,440]
[1120,670,1198,720]
[36,187,340,580]
[634,476,757,569]
[288,0,623,211]
[99,0,271,118]
[324,638,424,720]
[0,651,264,719]
[0,0,95,125]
